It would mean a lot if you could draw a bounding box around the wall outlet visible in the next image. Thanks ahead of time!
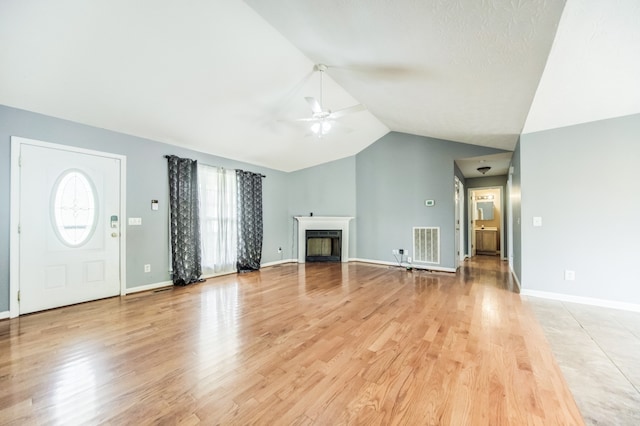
[564,270,575,281]
[144,264,151,273]
[392,249,398,254]
[407,257,412,263]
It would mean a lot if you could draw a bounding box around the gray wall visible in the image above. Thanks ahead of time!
[355,132,505,269]
[0,105,289,311]
[520,114,640,304]
[287,156,357,259]
[0,106,512,313]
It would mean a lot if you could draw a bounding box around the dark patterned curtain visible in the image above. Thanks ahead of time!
[236,170,263,272]
[167,155,202,285]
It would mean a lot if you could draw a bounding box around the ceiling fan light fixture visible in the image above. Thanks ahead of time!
[296,64,365,138]
[477,166,491,175]
[311,121,331,135]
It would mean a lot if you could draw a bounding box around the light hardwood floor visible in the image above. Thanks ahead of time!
[0,257,583,425]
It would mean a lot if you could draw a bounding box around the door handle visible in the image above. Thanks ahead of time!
[111,232,118,238]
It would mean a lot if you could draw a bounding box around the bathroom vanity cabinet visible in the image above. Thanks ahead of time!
[475,229,498,255]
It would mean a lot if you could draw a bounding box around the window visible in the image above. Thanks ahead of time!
[198,165,237,275]
[51,169,98,247]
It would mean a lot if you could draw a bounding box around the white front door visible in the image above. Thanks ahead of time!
[18,141,122,314]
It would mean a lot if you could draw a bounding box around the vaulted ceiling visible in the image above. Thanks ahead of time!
[1,0,638,172]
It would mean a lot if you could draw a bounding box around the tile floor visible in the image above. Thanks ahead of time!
[525,297,640,425]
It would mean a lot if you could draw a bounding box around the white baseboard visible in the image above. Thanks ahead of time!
[261,259,297,268]
[0,311,10,320]
[125,258,455,295]
[510,266,521,291]
[201,270,237,280]
[126,271,239,294]
[126,261,299,295]
[350,258,456,273]
[125,280,173,295]
[520,289,640,313]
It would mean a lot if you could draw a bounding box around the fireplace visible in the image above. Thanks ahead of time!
[295,216,353,263]
[306,230,341,262]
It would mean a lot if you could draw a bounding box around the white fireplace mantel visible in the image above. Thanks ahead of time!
[295,216,354,263]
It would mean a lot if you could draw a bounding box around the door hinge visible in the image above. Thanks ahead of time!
[18,224,21,234]
[17,290,20,302]
[18,155,22,167]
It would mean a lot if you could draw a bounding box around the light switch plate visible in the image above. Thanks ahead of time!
[533,216,542,227]
[128,217,142,226]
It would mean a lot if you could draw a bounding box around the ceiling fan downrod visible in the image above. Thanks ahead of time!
[315,64,328,110]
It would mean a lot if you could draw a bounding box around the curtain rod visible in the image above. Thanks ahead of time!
[236,169,266,178]
[164,155,266,178]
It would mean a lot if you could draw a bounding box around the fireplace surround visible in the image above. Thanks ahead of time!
[295,216,353,263]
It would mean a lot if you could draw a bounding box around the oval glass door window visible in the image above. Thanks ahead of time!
[51,169,98,247]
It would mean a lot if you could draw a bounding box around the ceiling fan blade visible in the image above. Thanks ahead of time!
[330,104,366,119]
[295,117,319,122]
[305,97,323,114]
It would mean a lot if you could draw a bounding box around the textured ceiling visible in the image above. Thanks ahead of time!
[245,0,566,152]
[0,0,388,172]
[523,0,640,133]
[456,152,513,179]
[1,1,638,172]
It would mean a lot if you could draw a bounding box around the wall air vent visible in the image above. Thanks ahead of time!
[413,227,440,264]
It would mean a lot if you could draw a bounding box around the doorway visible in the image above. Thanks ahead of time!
[454,176,465,268]
[10,137,126,316]
[468,187,504,259]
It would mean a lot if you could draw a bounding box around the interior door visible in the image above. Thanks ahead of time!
[454,177,461,269]
[458,179,465,266]
[470,192,477,257]
[507,171,514,269]
[19,143,121,314]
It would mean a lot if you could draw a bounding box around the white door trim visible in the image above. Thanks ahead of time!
[458,179,465,264]
[468,186,505,259]
[9,136,127,318]
[454,176,465,267]
[507,170,514,270]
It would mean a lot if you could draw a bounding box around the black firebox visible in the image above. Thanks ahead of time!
[305,230,342,262]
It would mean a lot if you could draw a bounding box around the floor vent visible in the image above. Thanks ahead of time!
[413,227,440,264]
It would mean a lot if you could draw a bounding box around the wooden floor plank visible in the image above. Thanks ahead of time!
[0,257,583,424]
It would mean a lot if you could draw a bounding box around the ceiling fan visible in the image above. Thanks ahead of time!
[298,64,366,137]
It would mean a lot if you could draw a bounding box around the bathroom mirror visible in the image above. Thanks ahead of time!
[477,201,494,220]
